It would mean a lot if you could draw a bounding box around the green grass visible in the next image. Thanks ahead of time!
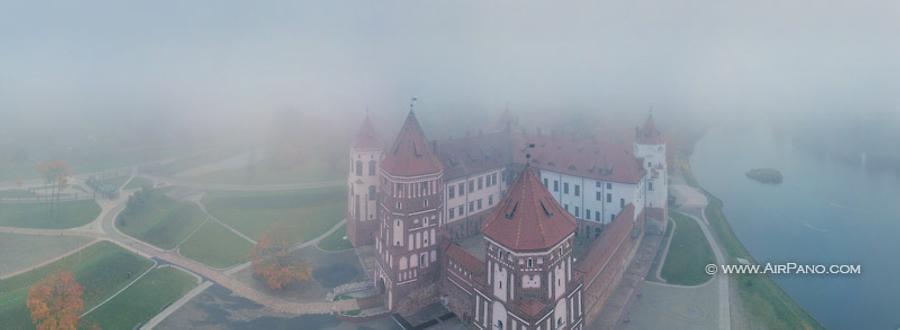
[180,221,253,268]
[317,224,353,251]
[0,200,101,229]
[80,266,197,329]
[682,161,823,329]
[0,241,153,329]
[660,212,715,285]
[123,176,154,190]
[0,189,36,198]
[117,189,206,250]
[203,187,346,244]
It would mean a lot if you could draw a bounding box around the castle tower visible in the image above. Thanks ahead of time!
[479,166,584,329]
[633,114,668,221]
[374,110,445,313]
[347,115,382,247]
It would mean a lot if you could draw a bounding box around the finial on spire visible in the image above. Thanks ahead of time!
[522,143,536,165]
[409,97,418,112]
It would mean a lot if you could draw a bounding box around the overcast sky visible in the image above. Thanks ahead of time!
[1,0,898,136]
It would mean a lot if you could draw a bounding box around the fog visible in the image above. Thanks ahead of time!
[1,0,899,170]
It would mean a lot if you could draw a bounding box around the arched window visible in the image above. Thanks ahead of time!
[355,160,363,176]
[368,185,376,200]
[368,160,376,176]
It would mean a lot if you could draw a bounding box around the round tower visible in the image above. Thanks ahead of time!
[347,115,382,247]
[374,110,445,313]
[633,114,668,220]
[480,166,583,329]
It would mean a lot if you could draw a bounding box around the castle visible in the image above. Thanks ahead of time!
[346,109,667,329]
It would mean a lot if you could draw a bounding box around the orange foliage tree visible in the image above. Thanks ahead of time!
[251,231,311,290]
[27,271,84,330]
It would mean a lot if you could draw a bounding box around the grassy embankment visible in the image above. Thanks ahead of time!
[179,221,253,268]
[0,200,101,229]
[680,160,823,329]
[116,189,205,250]
[317,224,353,251]
[203,186,346,245]
[79,266,198,329]
[660,212,715,285]
[0,241,153,329]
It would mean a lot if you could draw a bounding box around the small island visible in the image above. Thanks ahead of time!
[746,168,783,184]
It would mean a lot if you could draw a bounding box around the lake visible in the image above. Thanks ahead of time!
[692,124,900,330]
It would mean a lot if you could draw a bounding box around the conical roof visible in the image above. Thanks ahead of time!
[636,114,663,144]
[353,115,380,151]
[381,111,443,177]
[482,166,577,252]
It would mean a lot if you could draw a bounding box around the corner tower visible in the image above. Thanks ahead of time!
[479,166,584,330]
[374,110,445,313]
[347,115,382,247]
[634,114,668,220]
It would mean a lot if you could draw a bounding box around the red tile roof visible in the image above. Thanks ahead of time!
[352,115,381,150]
[636,114,663,145]
[381,111,444,177]
[482,166,577,252]
[445,243,485,276]
[518,133,646,184]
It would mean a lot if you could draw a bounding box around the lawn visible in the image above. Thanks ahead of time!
[80,266,198,329]
[317,224,353,251]
[123,176,154,190]
[0,200,101,229]
[0,241,153,329]
[203,186,346,244]
[0,189,36,198]
[0,234,92,275]
[660,212,715,285]
[117,189,206,250]
[180,221,253,269]
[682,161,823,329]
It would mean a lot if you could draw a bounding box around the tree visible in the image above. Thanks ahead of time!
[251,230,311,290]
[35,160,70,213]
[27,271,84,330]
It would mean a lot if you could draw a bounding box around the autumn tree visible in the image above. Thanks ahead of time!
[251,230,311,290]
[27,271,84,330]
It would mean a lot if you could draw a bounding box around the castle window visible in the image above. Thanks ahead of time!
[574,185,580,196]
[553,181,559,192]
[564,204,569,212]
[468,180,474,193]
[611,214,616,221]
[620,198,625,208]
[586,209,591,220]
[355,161,363,176]
[469,201,474,212]
[459,183,465,195]
[607,182,612,189]
[368,186,376,200]
[563,182,569,194]
[449,208,455,219]
[575,206,580,217]
[458,205,464,216]
[368,160,376,176]
[596,211,600,221]
[424,199,429,207]
[543,178,548,187]
[477,199,482,210]
[489,195,494,206]
[478,177,483,190]
[596,191,602,201]
[649,182,654,191]
[527,258,534,268]
[606,193,612,203]
[448,186,455,199]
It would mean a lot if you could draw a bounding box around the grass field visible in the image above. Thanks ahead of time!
[0,234,93,275]
[660,212,715,285]
[180,221,253,268]
[117,189,206,250]
[317,224,352,251]
[0,241,153,329]
[682,161,823,329]
[80,266,197,329]
[0,200,101,229]
[203,186,345,244]
[0,189,36,198]
[123,176,154,190]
